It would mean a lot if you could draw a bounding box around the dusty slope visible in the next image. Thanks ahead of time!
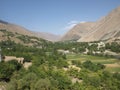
[34,32,61,41]
[61,22,95,41]
[78,6,120,42]
[0,20,60,41]
[61,6,120,42]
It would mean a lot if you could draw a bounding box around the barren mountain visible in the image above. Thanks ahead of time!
[0,20,60,42]
[33,32,61,41]
[62,6,120,42]
[1,6,120,42]
[78,6,120,42]
[61,22,95,41]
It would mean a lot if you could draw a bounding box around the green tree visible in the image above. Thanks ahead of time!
[34,78,51,90]
[0,60,22,81]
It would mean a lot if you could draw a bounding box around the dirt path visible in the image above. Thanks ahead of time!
[104,63,120,67]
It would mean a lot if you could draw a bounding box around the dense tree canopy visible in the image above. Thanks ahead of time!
[0,40,120,90]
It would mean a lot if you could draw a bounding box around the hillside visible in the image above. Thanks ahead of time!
[33,32,61,42]
[61,22,95,41]
[0,20,60,42]
[1,6,120,43]
[62,6,120,42]
[78,6,120,42]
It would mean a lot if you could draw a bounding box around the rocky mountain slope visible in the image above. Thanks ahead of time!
[0,20,60,42]
[62,6,120,42]
[61,22,95,41]
[78,6,120,42]
[1,6,120,43]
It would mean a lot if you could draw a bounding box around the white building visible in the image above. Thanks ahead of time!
[57,49,70,54]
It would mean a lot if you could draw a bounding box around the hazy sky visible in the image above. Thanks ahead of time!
[0,0,120,35]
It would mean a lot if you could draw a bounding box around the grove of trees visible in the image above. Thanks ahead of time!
[0,40,120,90]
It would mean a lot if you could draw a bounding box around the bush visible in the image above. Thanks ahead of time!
[0,60,22,81]
[72,60,81,67]
[82,60,105,72]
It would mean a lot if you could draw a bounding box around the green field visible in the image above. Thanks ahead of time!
[105,67,120,72]
[67,53,120,72]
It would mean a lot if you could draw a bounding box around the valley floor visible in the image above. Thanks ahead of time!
[66,54,120,72]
